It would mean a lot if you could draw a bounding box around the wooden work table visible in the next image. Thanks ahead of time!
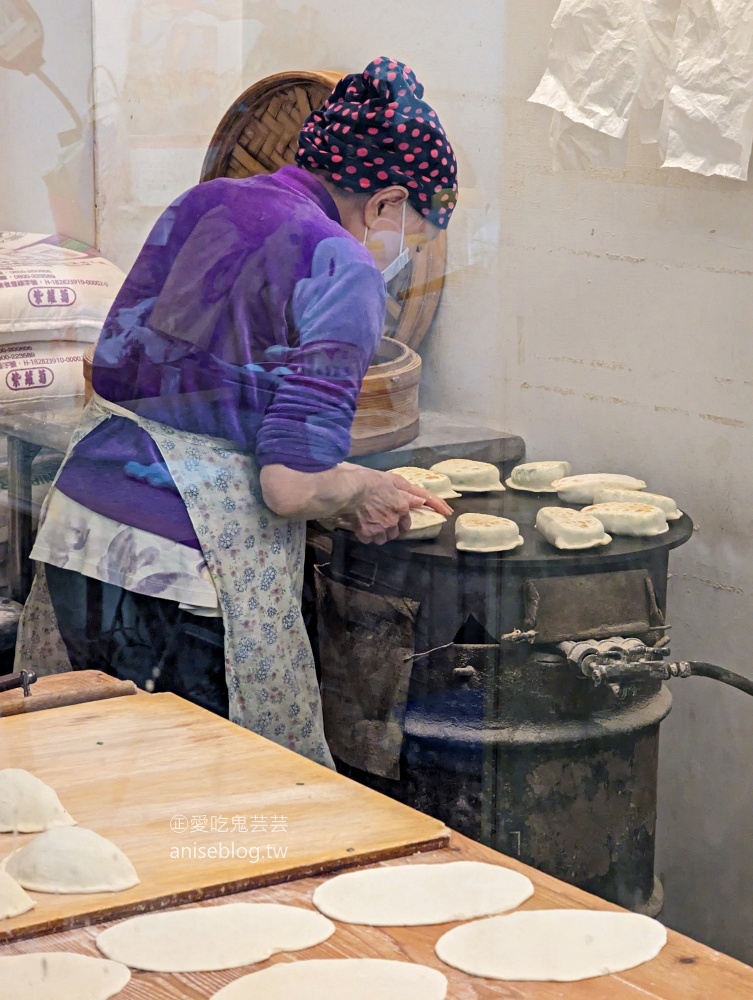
[0,685,751,997]
[1,830,750,999]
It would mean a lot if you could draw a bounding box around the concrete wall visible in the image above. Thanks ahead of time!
[6,0,751,963]
[497,1,753,964]
[0,0,94,242]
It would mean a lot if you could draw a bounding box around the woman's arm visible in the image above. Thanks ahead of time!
[257,234,453,543]
[260,463,452,544]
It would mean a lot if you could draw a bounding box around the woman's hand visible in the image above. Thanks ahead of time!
[342,470,452,544]
[260,463,452,544]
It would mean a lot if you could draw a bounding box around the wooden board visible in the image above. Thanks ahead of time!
[0,693,448,940]
[0,670,137,716]
[1,831,751,999]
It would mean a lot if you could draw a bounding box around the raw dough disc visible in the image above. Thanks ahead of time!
[435,909,667,981]
[0,769,76,833]
[2,826,139,894]
[211,959,447,999]
[0,869,34,919]
[96,902,335,972]
[0,952,130,1000]
[312,861,534,925]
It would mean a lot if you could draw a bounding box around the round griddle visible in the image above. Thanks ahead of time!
[349,490,694,570]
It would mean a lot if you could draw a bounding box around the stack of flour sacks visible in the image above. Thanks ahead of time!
[0,231,124,405]
[0,232,125,588]
[389,460,682,553]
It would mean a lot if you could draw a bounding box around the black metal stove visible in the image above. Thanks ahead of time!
[313,486,694,915]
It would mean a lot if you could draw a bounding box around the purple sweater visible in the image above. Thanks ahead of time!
[56,167,386,547]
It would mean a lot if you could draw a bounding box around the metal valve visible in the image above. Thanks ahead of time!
[557,637,753,700]
[558,637,673,691]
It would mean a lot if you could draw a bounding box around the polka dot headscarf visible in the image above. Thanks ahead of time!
[296,57,458,229]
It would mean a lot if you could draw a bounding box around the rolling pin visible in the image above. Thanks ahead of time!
[0,670,138,717]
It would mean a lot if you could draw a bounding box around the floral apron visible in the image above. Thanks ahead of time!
[14,397,335,769]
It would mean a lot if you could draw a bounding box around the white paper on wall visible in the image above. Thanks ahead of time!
[660,0,753,180]
[638,0,683,111]
[531,0,753,179]
[635,102,665,145]
[529,0,642,139]
[550,112,629,170]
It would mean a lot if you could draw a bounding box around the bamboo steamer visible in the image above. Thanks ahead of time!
[201,71,344,184]
[349,338,421,457]
[200,69,448,455]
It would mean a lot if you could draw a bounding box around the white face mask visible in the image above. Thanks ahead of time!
[363,201,411,283]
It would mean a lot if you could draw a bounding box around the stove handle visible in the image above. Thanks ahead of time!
[644,576,665,627]
[452,665,477,683]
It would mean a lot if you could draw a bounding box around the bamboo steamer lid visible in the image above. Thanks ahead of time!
[201,69,449,455]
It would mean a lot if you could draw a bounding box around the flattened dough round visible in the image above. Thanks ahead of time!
[211,959,447,999]
[0,952,130,1000]
[96,902,334,972]
[2,827,139,894]
[312,861,534,926]
[0,769,76,833]
[435,909,667,981]
[0,869,34,919]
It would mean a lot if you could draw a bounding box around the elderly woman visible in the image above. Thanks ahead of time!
[16,58,458,768]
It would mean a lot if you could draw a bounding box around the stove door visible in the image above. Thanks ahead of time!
[523,569,664,644]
